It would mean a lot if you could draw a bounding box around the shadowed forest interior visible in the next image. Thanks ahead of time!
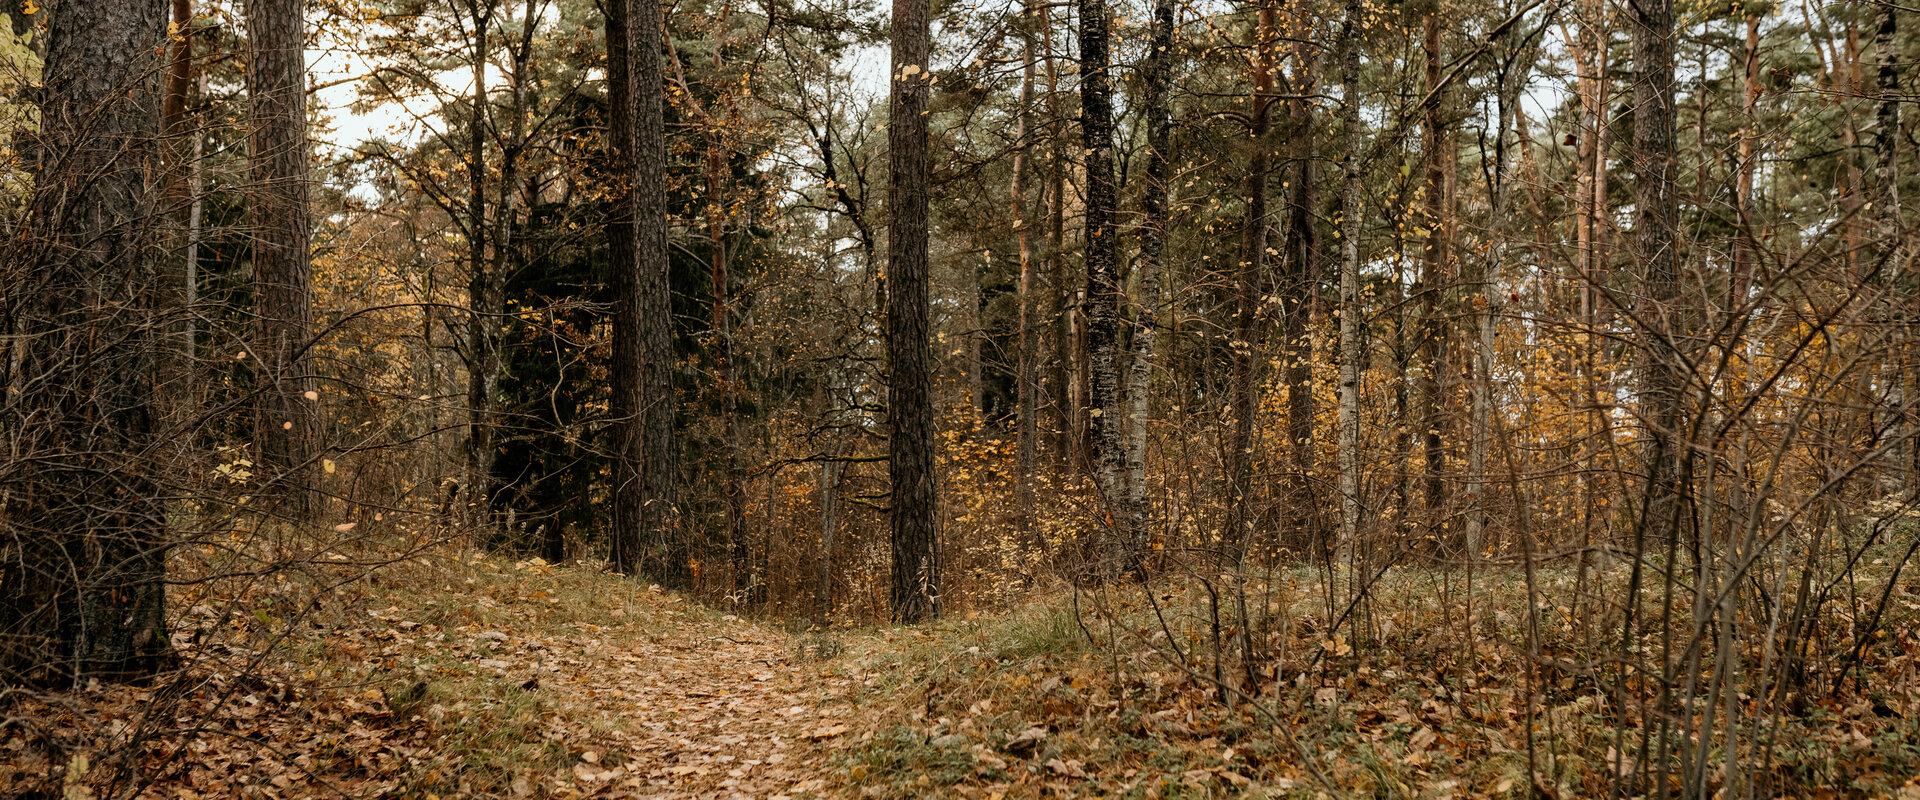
[3,0,1920,795]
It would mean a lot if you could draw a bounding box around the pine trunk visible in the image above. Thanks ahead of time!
[247,0,318,520]
[887,0,939,621]
[0,0,172,686]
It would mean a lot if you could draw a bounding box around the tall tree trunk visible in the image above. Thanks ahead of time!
[1126,0,1173,566]
[464,3,500,528]
[0,0,172,686]
[704,2,752,604]
[1280,33,1321,556]
[1229,0,1276,552]
[1080,0,1130,572]
[161,0,195,424]
[1613,0,1683,783]
[247,0,318,520]
[607,0,680,586]
[1014,0,1039,552]
[1416,14,1452,530]
[1043,8,1078,467]
[1628,0,1682,570]
[887,0,939,621]
[1335,0,1363,568]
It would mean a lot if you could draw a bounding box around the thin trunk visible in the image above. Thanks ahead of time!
[1230,0,1276,552]
[1335,0,1363,570]
[1080,0,1131,572]
[1417,14,1452,527]
[1014,0,1039,551]
[1127,0,1174,566]
[1280,33,1321,556]
[247,0,318,520]
[162,0,194,423]
[464,4,500,528]
[1044,7,1077,467]
[887,0,939,621]
[707,2,751,605]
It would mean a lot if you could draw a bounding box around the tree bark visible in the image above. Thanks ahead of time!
[247,0,318,520]
[1229,0,1277,552]
[1629,0,1684,563]
[1279,25,1321,556]
[1335,0,1363,567]
[887,0,939,621]
[607,0,682,587]
[1126,0,1173,567]
[1416,14,1452,529]
[0,0,172,687]
[1014,0,1039,553]
[463,3,501,529]
[1079,0,1131,573]
[1043,8,1078,467]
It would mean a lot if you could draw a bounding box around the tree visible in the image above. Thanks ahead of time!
[1334,0,1363,567]
[887,0,938,621]
[0,0,172,686]
[1079,0,1130,573]
[1228,0,1277,552]
[1126,0,1175,567]
[247,0,319,519]
[1013,0,1040,550]
[607,0,682,586]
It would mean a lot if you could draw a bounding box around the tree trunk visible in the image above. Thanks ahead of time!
[1629,0,1683,567]
[1080,0,1131,573]
[705,2,751,604]
[464,4,501,529]
[1014,0,1039,552]
[607,0,682,587]
[1043,8,1078,468]
[1280,33,1321,556]
[1335,0,1363,568]
[247,0,318,520]
[1229,0,1276,553]
[1416,14,1452,530]
[887,0,939,621]
[161,0,195,424]
[1126,0,1173,567]
[0,0,172,687]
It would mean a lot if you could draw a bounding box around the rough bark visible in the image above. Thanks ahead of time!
[887,0,939,621]
[1629,0,1684,560]
[464,4,501,528]
[247,0,318,520]
[1079,0,1131,573]
[0,0,172,687]
[607,0,682,587]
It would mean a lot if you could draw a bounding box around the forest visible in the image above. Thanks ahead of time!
[2,0,1919,795]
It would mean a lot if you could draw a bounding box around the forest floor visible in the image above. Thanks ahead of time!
[8,545,1920,798]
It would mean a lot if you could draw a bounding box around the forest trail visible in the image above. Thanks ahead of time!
[556,597,857,798]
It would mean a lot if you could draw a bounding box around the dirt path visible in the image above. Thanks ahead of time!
[546,603,863,798]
